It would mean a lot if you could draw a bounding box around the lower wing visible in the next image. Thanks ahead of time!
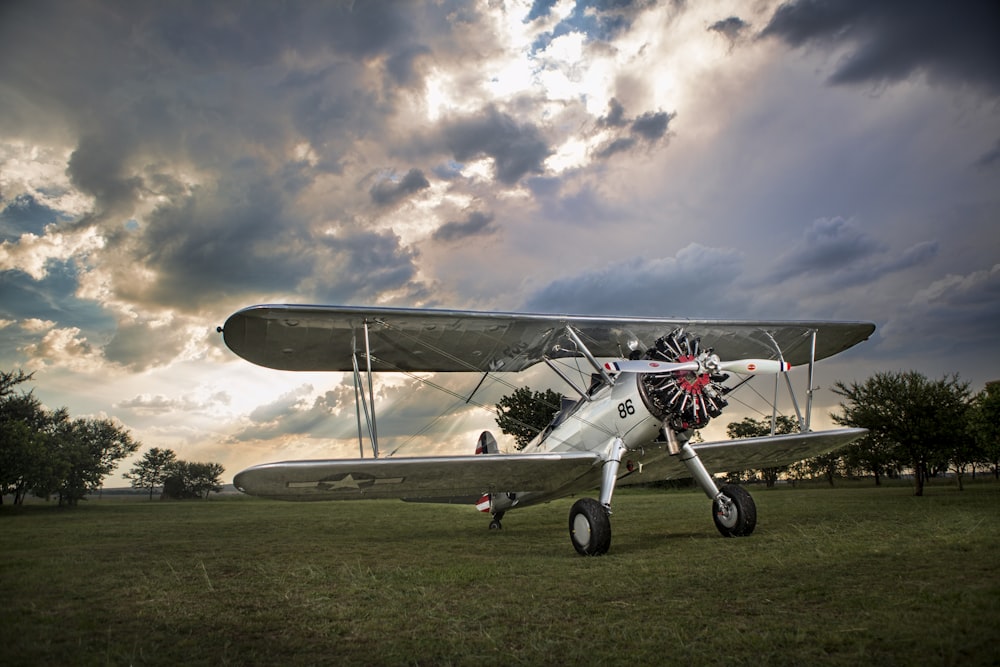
[620,427,867,484]
[234,451,603,501]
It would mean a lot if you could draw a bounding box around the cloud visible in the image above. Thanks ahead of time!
[765,217,938,288]
[880,264,1000,358]
[0,225,104,280]
[20,326,107,373]
[760,0,1000,95]
[432,211,498,243]
[524,244,746,317]
[439,106,552,184]
[708,16,750,48]
[369,168,431,206]
[116,391,231,415]
[974,138,1000,169]
[102,317,190,372]
[307,229,420,304]
[593,101,675,159]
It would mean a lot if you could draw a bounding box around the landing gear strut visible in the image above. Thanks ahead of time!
[489,511,504,530]
[567,437,625,556]
[667,427,757,538]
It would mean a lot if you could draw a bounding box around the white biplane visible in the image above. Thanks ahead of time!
[222,305,874,556]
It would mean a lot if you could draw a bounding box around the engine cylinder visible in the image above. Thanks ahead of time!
[636,329,729,431]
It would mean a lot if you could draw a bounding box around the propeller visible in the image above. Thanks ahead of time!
[624,329,792,432]
[605,356,791,376]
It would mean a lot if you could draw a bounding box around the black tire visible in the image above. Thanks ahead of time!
[712,484,757,537]
[568,498,612,556]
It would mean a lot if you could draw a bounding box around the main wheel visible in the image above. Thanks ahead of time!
[712,484,757,537]
[568,498,612,556]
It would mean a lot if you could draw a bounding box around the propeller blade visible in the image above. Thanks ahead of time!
[604,358,791,375]
[604,360,699,374]
[716,359,791,374]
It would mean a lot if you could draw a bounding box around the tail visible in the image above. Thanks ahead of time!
[475,430,499,455]
[475,431,499,512]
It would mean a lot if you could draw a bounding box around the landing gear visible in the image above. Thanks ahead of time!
[489,511,505,530]
[712,484,757,537]
[568,498,612,556]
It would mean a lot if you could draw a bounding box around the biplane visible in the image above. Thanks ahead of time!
[222,305,874,556]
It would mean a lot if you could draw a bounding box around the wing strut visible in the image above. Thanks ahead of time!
[805,329,817,432]
[351,323,380,458]
[543,356,592,401]
[753,328,817,435]
[565,326,615,387]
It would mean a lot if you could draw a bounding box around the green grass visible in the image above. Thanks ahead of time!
[2,481,998,666]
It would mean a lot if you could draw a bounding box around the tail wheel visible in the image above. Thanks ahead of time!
[569,498,612,556]
[712,484,757,537]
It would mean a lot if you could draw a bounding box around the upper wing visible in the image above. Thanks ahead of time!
[619,428,868,484]
[222,304,875,373]
[233,451,603,501]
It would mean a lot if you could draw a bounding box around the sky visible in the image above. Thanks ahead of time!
[1,0,998,484]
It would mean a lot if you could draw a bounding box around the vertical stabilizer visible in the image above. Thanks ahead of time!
[475,431,499,513]
[475,431,499,455]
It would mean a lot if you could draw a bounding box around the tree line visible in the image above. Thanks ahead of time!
[496,371,1000,496]
[1,369,225,506]
[123,447,225,499]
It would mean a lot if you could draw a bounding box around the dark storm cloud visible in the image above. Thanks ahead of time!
[760,0,1000,94]
[440,106,552,184]
[432,211,497,243]
[593,104,675,158]
[974,139,1000,169]
[102,319,189,372]
[310,229,420,305]
[0,0,466,314]
[386,45,433,86]
[599,98,628,127]
[369,169,431,206]
[66,133,145,219]
[133,164,315,310]
[880,264,1000,359]
[631,111,673,141]
[708,16,750,45]
[523,244,746,317]
[765,217,939,288]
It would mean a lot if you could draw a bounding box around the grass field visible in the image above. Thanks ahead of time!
[2,480,998,666]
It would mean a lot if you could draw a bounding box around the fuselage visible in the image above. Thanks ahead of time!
[496,373,671,512]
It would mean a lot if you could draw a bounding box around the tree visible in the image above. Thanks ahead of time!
[162,460,225,499]
[124,447,178,499]
[495,386,564,450]
[726,415,798,487]
[0,369,142,506]
[967,383,1000,479]
[0,370,66,504]
[45,417,140,506]
[839,431,898,486]
[833,371,971,496]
